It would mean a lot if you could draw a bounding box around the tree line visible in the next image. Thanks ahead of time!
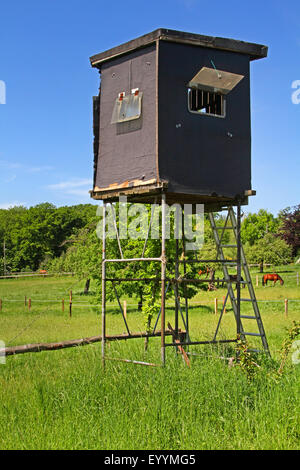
[0,203,96,274]
[0,202,298,325]
[0,203,299,280]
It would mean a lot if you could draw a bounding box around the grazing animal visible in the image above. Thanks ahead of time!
[221,274,245,288]
[262,273,284,286]
[198,266,210,277]
[229,274,246,288]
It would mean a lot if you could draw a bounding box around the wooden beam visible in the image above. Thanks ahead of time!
[167,322,190,367]
[1,329,180,357]
[244,189,256,197]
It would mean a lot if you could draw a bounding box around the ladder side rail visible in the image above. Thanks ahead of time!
[208,212,241,326]
[228,208,270,353]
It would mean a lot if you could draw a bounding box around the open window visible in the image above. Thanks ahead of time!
[111,89,143,124]
[188,88,225,117]
[187,66,244,118]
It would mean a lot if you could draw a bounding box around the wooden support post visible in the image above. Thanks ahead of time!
[284,298,288,318]
[174,238,179,336]
[0,299,2,311]
[28,298,31,311]
[159,194,168,365]
[123,300,127,319]
[214,298,218,315]
[69,291,72,317]
[102,202,107,367]
[168,323,190,367]
[236,201,242,339]
[181,212,189,342]
[256,275,259,287]
[223,296,226,314]
[161,194,166,366]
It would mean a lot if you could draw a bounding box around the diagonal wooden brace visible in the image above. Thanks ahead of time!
[167,322,190,367]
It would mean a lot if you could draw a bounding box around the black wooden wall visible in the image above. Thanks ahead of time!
[157,41,251,199]
[94,39,252,200]
[94,44,157,190]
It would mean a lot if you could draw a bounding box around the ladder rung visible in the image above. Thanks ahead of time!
[210,210,270,356]
[225,280,248,284]
[241,332,262,337]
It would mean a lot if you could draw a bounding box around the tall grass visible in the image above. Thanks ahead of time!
[0,271,299,449]
[0,342,299,450]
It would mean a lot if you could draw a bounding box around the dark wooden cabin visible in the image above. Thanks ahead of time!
[90,29,267,210]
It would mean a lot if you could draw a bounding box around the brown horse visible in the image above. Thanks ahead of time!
[228,274,246,288]
[262,273,284,286]
[198,266,210,277]
[221,274,245,288]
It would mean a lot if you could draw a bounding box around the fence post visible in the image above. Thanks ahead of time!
[214,298,218,315]
[284,299,288,318]
[69,291,72,317]
[256,275,259,287]
[28,298,31,311]
[0,299,2,311]
[123,300,127,319]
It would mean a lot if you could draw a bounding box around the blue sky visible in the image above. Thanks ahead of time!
[0,0,299,216]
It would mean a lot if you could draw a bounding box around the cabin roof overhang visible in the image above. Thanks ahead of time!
[90,28,268,69]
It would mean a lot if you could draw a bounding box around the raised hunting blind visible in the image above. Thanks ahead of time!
[90,30,270,367]
[90,28,268,209]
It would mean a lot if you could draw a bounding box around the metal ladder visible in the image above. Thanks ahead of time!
[209,207,270,355]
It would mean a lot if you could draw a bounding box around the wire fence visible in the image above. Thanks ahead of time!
[1,297,299,351]
[0,269,299,348]
[0,272,74,279]
[1,274,95,346]
[1,297,300,309]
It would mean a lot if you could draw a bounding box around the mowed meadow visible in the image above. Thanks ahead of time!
[0,267,299,450]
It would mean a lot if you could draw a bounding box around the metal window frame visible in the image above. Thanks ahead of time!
[187,88,227,119]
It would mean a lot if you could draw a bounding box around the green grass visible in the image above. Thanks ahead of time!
[0,344,299,450]
[0,268,299,450]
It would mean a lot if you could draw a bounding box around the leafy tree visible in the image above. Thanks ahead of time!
[241,209,280,246]
[244,233,292,272]
[48,203,208,325]
[0,203,97,272]
[277,205,300,258]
